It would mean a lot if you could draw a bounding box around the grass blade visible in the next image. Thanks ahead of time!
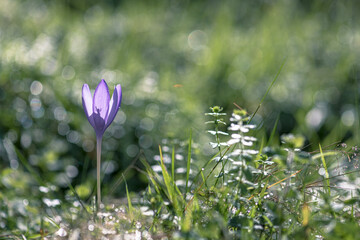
[190,150,221,189]
[319,144,331,195]
[248,169,302,201]
[267,113,280,146]
[81,155,90,184]
[312,151,338,160]
[172,145,175,186]
[65,177,90,217]
[124,175,134,220]
[158,145,182,213]
[185,129,192,195]
[184,145,233,213]
[248,58,287,124]
[14,147,44,186]
[109,151,142,195]
[159,145,173,199]
[140,157,162,194]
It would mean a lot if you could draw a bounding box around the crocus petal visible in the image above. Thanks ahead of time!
[105,84,122,129]
[82,84,95,127]
[92,79,110,136]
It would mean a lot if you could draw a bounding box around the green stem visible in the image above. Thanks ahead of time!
[235,124,244,196]
[214,117,224,187]
[97,136,102,210]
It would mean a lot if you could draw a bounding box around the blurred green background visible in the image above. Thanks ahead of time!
[1,0,360,197]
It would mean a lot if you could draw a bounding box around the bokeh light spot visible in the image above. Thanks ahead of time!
[140,118,154,131]
[341,109,355,127]
[54,107,68,121]
[66,165,79,178]
[145,103,159,118]
[306,105,327,129]
[114,111,126,124]
[188,30,208,50]
[58,123,70,136]
[66,131,80,144]
[139,135,153,149]
[30,98,42,111]
[82,139,95,152]
[126,144,139,157]
[30,81,43,95]
[227,71,246,90]
[20,133,32,148]
[62,65,76,80]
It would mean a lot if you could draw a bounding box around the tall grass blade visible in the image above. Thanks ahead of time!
[255,137,265,168]
[190,150,221,189]
[312,151,338,160]
[354,67,360,143]
[303,169,360,189]
[248,58,287,124]
[81,155,90,184]
[257,180,269,206]
[186,129,192,195]
[200,170,207,188]
[15,148,44,185]
[140,157,161,194]
[248,169,302,200]
[159,145,174,199]
[109,151,142,195]
[185,145,233,213]
[267,113,280,146]
[65,177,90,217]
[172,145,175,185]
[124,175,134,220]
[141,153,184,204]
[158,145,183,213]
[319,144,331,195]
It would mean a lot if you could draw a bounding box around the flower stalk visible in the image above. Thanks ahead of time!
[97,137,102,208]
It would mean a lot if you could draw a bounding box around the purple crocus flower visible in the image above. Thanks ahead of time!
[82,79,122,208]
[82,79,122,139]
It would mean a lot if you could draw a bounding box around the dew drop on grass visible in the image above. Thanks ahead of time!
[318,168,325,176]
[175,167,186,174]
[56,228,67,237]
[39,186,49,193]
[88,224,94,231]
[43,198,61,207]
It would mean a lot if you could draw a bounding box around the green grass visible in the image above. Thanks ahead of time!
[2,106,360,239]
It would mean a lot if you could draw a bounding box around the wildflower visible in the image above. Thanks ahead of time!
[82,79,122,208]
[82,79,122,139]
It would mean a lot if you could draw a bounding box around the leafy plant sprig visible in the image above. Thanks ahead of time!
[225,109,258,191]
[205,106,228,185]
